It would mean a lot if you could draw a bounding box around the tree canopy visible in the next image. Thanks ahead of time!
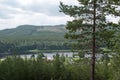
[60,0,120,80]
[60,0,120,51]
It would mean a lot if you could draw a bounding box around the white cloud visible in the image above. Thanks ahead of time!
[106,15,120,24]
[0,0,77,30]
[17,0,34,6]
[0,0,119,30]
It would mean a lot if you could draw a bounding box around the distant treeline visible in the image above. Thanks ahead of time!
[0,39,71,53]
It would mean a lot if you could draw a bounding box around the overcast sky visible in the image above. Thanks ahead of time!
[0,0,119,30]
[0,0,79,30]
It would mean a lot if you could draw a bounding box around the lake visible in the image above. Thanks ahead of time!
[0,51,105,60]
[20,52,77,60]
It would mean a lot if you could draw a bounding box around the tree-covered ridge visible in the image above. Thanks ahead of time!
[0,25,72,54]
[0,25,66,37]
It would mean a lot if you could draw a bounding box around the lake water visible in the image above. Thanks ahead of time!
[20,52,77,60]
[0,52,104,60]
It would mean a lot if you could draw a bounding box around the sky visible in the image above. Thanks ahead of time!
[0,0,119,30]
[0,0,78,30]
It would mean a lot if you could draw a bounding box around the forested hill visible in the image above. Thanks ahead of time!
[0,25,66,40]
[0,25,71,54]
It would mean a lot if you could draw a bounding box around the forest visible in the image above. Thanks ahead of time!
[0,39,71,53]
[0,0,120,80]
[0,53,120,80]
[0,25,72,54]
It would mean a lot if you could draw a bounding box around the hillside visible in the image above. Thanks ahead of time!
[0,25,71,53]
[0,25,66,41]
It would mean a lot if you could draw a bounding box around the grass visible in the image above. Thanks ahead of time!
[28,49,72,53]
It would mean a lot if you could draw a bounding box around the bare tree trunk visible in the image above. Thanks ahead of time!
[91,0,96,80]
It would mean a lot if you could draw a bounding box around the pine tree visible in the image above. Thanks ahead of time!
[60,0,120,80]
[60,0,119,50]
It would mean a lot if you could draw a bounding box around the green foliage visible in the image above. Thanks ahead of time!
[0,25,72,53]
[0,53,118,80]
[60,0,120,51]
[0,39,71,53]
[60,0,120,80]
